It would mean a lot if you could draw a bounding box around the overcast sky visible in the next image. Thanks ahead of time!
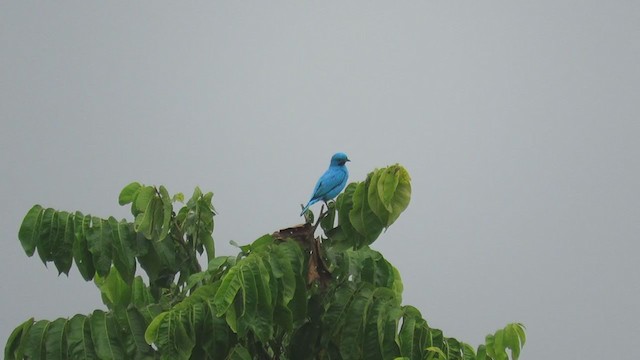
[1,2,638,359]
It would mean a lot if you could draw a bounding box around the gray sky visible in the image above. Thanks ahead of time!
[1,2,638,359]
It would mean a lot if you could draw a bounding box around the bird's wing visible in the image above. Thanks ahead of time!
[311,168,347,200]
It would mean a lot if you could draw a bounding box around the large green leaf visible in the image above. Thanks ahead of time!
[198,300,236,359]
[145,311,195,360]
[4,318,33,360]
[180,186,216,260]
[44,318,67,360]
[377,165,411,227]
[485,323,526,360]
[134,186,156,217]
[109,217,136,284]
[89,310,125,360]
[119,182,142,206]
[362,288,401,360]
[328,246,403,301]
[377,167,400,211]
[54,211,74,275]
[112,308,155,359]
[213,264,243,317]
[131,185,174,242]
[23,320,49,360]
[462,343,477,360]
[36,208,57,265]
[349,179,384,245]
[339,284,374,360]
[131,276,155,309]
[86,217,113,277]
[18,206,75,275]
[398,306,439,359]
[67,314,97,360]
[367,171,389,225]
[159,185,172,241]
[333,183,363,248]
[73,212,95,281]
[225,344,252,360]
[18,205,44,257]
[330,165,412,249]
[95,267,132,309]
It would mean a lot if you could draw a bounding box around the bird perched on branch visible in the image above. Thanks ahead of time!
[300,152,350,216]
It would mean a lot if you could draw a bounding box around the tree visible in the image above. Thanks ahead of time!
[5,164,525,360]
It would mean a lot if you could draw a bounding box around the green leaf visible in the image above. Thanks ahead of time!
[487,323,526,360]
[238,262,259,331]
[349,180,384,245]
[200,300,236,359]
[398,306,432,359]
[226,344,252,360]
[339,284,375,360]
[134,186,156,215]
[213,265,243,317]
[4,318,34,360]
[144,312,167,345]
[145,311,195,360]
[445,337,462,360]
[187,186,203,207]
[159,185,172,241]
[119,182,142,206]
[334,183,363,248]
[24,320,49,360]
[95,267,131,309]
[131,276,155,309]
[461,343,476,360]
[114,307,155,358]
[426,346,447,360]
[134,197,159,240]
[172,192,185,203]
[320,200,337,232]
[109,217,136,284]
[377,167,400,211]
[475,345,487,360]
[18,205,43,257]
[207,256,230,272]
[44,318,67,360]
[86,217,113,277]
[379,165,412,227]
[398,307,417,358]
[269,246,296,305]
[323,284,358,341]
[36,208,57,265]
[367,170,389,225]
[73,213,95,281]
[90,310,124,360]
[53,211,74,275]
[514,323,526,347]
[362,288,401,360]
[67,315,96,360]
[254,234,275,249]
[249,257,274,342]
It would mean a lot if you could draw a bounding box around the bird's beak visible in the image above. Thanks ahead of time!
[346,158,351,162]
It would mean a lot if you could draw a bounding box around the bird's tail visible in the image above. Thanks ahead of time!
[300,199,319,216]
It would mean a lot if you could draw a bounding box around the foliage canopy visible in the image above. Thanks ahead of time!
[6,164,525,360]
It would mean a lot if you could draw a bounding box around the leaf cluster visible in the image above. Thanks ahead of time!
[326,165,411,249]
[6,164,526,360]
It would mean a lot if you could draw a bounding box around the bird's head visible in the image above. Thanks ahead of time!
[331,152,350,166]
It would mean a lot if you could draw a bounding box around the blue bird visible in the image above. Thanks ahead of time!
[300,152,350,216]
